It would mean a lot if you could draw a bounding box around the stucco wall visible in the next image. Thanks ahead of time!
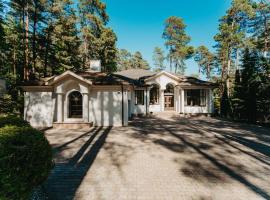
[184,106,208,114]
[149,104,161,113]
[89,88,123,126]
[131,89,147,115]
[24,92,54,128]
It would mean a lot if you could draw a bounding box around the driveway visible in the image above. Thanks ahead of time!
[44,112,270,200]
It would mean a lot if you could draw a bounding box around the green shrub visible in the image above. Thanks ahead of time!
[0,115,29,128]
[0,125,53,200]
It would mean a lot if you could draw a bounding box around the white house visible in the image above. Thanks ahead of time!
[22,68,216,128]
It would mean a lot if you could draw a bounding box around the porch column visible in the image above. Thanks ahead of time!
[175,86,179,112]
[208,89,213,114]
[123,89,129,126]
[180,89,185,113]
[146,88,150,115]
[160,89,165,111]
[82,93,89,122]
[57,93,64,122]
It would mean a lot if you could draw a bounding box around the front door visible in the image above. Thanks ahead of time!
[164,95,174,110]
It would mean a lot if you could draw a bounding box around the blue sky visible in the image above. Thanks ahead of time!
[103,0,231,76]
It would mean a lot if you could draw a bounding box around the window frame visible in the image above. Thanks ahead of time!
[68,91,83,118]
[135,90,145,105]
[150,85,160,105]
[185,89,207,107]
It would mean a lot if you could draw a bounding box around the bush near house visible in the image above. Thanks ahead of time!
[0,115,29,128]
[0,115,53,200]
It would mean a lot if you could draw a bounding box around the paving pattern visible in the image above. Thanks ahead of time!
[44,112,270,200]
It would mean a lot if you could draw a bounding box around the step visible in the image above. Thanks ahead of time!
[53,122,93,129]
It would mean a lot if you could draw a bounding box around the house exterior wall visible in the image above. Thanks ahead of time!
[24,92,55,128]
[131,89,147,115]
[89,87,124,126]
[23,71,215,128]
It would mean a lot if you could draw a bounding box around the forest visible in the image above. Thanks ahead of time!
[0,0,269,123]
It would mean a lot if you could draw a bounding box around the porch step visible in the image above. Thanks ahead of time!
[53,122,93,129]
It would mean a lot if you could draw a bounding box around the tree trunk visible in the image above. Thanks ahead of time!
[32,0,38,75]
[24,2,29,80]
[13,45,16,75]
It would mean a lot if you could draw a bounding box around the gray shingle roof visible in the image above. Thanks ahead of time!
[114,69,156,80]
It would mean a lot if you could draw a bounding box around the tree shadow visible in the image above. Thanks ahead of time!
[44,126,112,200]
[129,115,270,200]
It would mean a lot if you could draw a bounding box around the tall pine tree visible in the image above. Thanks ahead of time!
[163,16,194,74]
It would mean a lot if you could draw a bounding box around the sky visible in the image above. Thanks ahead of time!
[103,0,231,76]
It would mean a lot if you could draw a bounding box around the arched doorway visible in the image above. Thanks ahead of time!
[68,91,83,118]
[164,83,174,110]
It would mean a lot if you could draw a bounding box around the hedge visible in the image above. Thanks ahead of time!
[0,117,53,200]
[0,115,29,128]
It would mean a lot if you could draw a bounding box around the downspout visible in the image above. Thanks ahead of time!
[121,84,124,126]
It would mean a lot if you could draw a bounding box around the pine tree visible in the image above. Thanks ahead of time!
[162,16,194,74]
[220,83,232,118]
[252,1,270,57]
[257,56,270,122]
[240,48,260,122]
[50,0,81,74]
[0,0,5,72]
[132,51,150,70]
[194,46,215,79]
[214,0,254,94]
[116,49,133,71]
[99,28,117,72]
[231,69,244,119]
[152,47,165,72]
[78,0,117,72]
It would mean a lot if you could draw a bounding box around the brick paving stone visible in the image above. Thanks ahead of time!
[44,112,270,200]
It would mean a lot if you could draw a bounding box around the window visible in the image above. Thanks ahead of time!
[150,85,159,104]
[68,91,83,118]
[135,90,144,105]
[185,89,206,106]
[164,84,174,94]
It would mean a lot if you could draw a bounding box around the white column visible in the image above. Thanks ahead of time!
[123,90,129,126]
[181,89,185,113]
[175,86,179,112]
[208,89,213,114]
[83,93,89,122]
[160,89,165,112]
[57,93,63,122]
[178,89,181,113]
[145,88,150,115]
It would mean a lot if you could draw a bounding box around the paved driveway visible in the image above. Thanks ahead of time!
[44,112,270,200]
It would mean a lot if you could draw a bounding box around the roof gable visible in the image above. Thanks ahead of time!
[144,71,181,82]
[47,71,92,86]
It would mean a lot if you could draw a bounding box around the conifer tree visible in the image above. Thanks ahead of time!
[132,51,150,70]
[116,49,133,71]
[194,46,215,79]
[231,69,244,119]
[50,0,81,74]
[153,47,166,72]
[163,16,194,74]
[241,49,260,122]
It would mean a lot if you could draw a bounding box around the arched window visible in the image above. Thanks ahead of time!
[68,91,82,118]
[150,84,160,104]
[164,83,174,95]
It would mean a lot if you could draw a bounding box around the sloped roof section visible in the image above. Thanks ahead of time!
[114,69,156,80]
[77,71,130,85]
[179,76,217,87]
